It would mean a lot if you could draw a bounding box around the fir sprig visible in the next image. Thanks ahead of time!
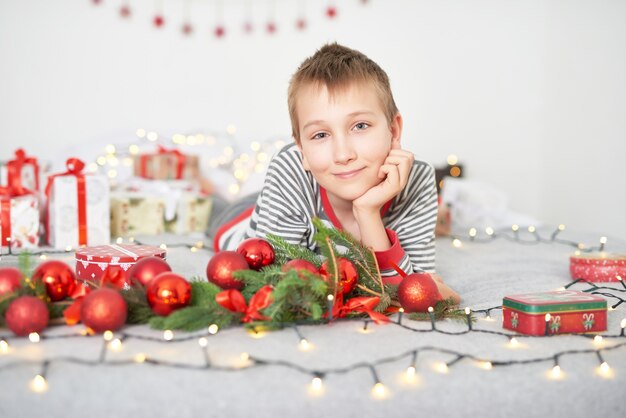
[266,234,321,267]
[262,269,328,323]
[407,298,470,323]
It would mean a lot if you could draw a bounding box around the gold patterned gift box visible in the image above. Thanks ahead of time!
[133,148,199,180]
[164,194,213,234]
[110,194,166,237]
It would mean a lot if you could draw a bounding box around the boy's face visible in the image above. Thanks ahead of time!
[296,82,402,204]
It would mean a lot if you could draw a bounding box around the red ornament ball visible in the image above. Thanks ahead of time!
[32,260,76,301]
[206,251,249,290]
[397,273,442,313]
[266,22,277,34]
[214,25,226,38]
[236,238,275,270]
[146,272,191,316]
[326,6,338,19]
[243,21,254,34]
[319,257,358,294]
[0,267,22,296]
[281,259,319,278]
[127,257,171,287]
[154,15,165,28]
[5,296,49,336]
[81,288,128,333]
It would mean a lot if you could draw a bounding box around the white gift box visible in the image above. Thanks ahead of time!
[47,174,110,249]
[0,193,40,249]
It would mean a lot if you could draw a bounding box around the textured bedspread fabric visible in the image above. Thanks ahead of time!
[1,228,625,418]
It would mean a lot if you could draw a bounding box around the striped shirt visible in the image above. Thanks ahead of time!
[216,143,438,285]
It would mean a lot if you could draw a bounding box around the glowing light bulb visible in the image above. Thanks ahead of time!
[545,313,551,322]
[435,362,448,373]
[469,228,477,237]
[0,339,8,353]
[30,375,48,393]
[240,352,249,361]
[65,245,73,252]
[600,362,610,374]
[600,236,607,244]
[163,330,174,341]
[226,124,237,135]
[250,141,261,151]
[327,294,334,302]
[452,238,462,248]
[129,144,139,155]
[29,333,40,343]
[511,224,519,232]
[479,361,493,370]
[39,254,48,260]
[190,246,198,253]
[109,338,122,351]
[558,224,565,231]
[105,144,116,154]
[509,337,519,348]
[528,226,536,233]
[103,330,114,341]
[406,366,416,377]
[136,128,146,138]
[551,365,561,378]
[208,324,219,335]
[577,243,585,250]
[464,307,471,315]
[229,184,240,195]
[311,377,323,391]
[485,227,494,236]
[96,156,107,165]
[446,154,458,165]
[160,243,167,250]
[428,306,434,313]
[198,337,208,347]
[299,338,310,351]
[620,318,626,329]
[116,237,123,244]
[593,335,603,345]
[146,131,158,141]
[372,382,386,397]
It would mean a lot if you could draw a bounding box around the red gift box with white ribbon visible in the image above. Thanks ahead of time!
[75,244,166,282]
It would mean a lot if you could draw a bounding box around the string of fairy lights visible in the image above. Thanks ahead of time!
[0,278,625,396]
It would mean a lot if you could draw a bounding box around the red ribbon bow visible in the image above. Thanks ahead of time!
[216,285,273,323]
[332,295,390,325]
[45,158,88,246]
[8,148,40,192]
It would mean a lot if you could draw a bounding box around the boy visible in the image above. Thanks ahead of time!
[214,43,459,302]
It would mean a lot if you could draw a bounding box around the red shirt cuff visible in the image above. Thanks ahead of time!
[374,228,406,271]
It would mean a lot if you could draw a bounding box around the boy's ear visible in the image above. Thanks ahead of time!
[296,140,310,170]
[390,113,403,149]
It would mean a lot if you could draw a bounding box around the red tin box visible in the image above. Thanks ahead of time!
[75,244,166,282]
[502,290,607,335]
[570,253,626,282]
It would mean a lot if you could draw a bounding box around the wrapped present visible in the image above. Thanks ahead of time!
[0,186,40,248]
[75,244,166,283]
[502,290,607,335]
[110,194,166,237]
[164,194,213,234]
[133,146,199,180]
[1,148,40,192]
[45,158,110,249]
[570,253,626,282]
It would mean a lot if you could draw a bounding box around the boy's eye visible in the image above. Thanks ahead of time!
[353,122,370,130]
[312,132,328,140]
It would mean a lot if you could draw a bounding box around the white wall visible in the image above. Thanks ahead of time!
[1,0,624,239]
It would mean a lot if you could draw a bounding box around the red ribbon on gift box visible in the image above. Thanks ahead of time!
[45,158,88,246]
[0,184,34,247]
[7,148,40,192]
[139,146,186,179]
[216,285,273,323]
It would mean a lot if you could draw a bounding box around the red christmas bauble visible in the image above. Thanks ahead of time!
[32,260,77,301]
[214,25,226,38]
[5,296,49,336]
[154,15,165,28]
[0,267,22,295]
[281,259,319,278]
[266,22,277,34]
[236,238,275,270]
[119,5,131,18]
[319,257,358,294]
[146,272,191,316]
[206,251,249,290]
[81,288,128,333]
[397,273,442,313]
[243,21,253,34]
[326,6,338,19]
[127,257,171,287]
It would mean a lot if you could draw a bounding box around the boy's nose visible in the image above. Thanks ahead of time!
[332,136,357,164]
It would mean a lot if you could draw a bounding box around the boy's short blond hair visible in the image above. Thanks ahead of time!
[288,43,399,143]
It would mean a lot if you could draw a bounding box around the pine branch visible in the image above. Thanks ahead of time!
[265,234,321,267]
[149,305,236,332]
[407,298,468,322]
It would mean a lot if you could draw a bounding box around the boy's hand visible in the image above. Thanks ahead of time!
[353,146,414,214]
